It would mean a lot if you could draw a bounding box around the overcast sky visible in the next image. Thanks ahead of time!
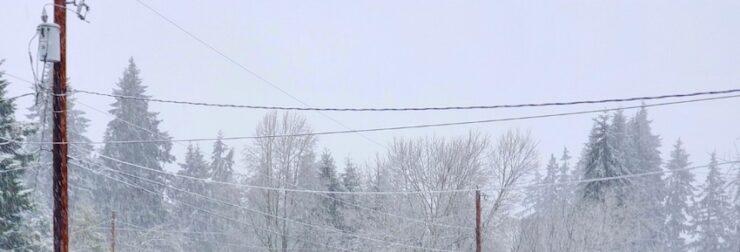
[2,0,739,175]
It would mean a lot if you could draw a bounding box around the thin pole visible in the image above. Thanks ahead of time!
[111,211,116,252]
[52,0,69,251]
[476,189,482,252]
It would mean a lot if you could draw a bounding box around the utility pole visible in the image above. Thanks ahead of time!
[111,211,116,252]
[476,189,482,252]
[52,0,69,251]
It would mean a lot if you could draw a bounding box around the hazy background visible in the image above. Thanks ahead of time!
[1,0,739,174]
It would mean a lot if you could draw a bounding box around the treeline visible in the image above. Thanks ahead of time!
[517,110,739,251]
[1,59,739,251]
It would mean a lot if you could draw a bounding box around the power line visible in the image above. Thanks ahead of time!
[70,142,471,230]
[70,87,740,111]
[131,0,386,149]
[70,156,459,252]
[68,159,354,252]
[103,227,283,250]
[9,93,740,145]
[72,141,473,230]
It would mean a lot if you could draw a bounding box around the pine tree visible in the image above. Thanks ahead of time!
[174,144,212,251]
[663,139,694,251]
[98,58,173,230]
[0,66,41,250]
[526,155,557,217]
[342,158,361,204]
[206,132,241,250]
[541,155,559,212]
[691,153,733,251]
[317,150,344,228]
[557,148,572,204]
[210,131,234,183]
[626,107,664,250]
[340,157,362,235]
[581,113,629,202]
[524,163,544,216]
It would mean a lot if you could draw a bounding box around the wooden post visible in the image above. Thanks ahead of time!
[476,189,482,252]
[52,0,69,251]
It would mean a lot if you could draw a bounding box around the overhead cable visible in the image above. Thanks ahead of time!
[8,94,740,145]
[71,87,740,111]
[70,156,460,252]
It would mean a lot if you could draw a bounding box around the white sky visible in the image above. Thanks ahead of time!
[1,0,739,175]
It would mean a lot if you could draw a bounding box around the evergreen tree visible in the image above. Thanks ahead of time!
[581,113,629,202]
[733,161,740,251]
[528,155,557,217]
[98,58,173,230]
[340,157,362,235]
[173,144,212,251]
[317,150,344,228]
[206,133,241,250]
[663,139,694,251]
[342,158,361,205]
[626,107,664,250]
[0,66,41,250]
[610,110,629,164]
[523,163,543,216]
[541,155,559,211]
[210,131,234,183]
[557,148,572,203]
[691,153,733,251]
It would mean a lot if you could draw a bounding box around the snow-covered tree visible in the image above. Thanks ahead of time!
[0,66,42,251]
[662,139,694,251]
[691,153,733,251]
[625,107,664,250]
[580,113,629,202]
[172,144,214,251]
[316,150,344,229]
[97,58,173,243]
[204,132,241,251]
[556,148,572,206]
[210,131,234,183]
[342,158,361,196]
[70,203,105,252]
[245,111,317,251]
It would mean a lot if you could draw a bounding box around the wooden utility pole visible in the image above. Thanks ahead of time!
[52,0,69,251]
[111,211,116,252]
[476,189,482,252]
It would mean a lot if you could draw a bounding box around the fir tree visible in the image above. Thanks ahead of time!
[206,133,240,249]
[626,107,664,250]
[581,113,629,202]
[342,158,361,205]
[524,163,543,216]
[691,153,733,252]
[174,144,212,251]
[557,148,572,203]
[541,155,559,211]
[663,139,694,251]
[317,150,344,228]
[0,66,40,250]
[210,131,234,183]
[98,58,173,230]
